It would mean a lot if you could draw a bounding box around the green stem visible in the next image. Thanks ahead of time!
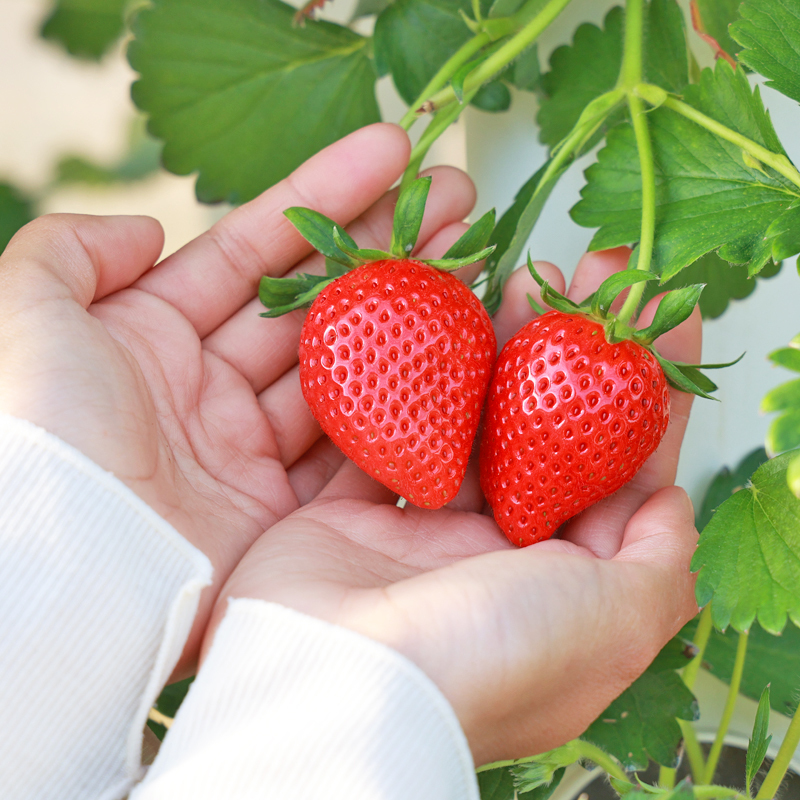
[755,700,800,799]
[571,740,632,785]
[703,631,749,785]
[398,32,494,131]
[399,88,478,192]
[661,606,714,788]
[693,787,747,799]
[420,0,574,113]
[635,85,800,192]
[615,0,653,328]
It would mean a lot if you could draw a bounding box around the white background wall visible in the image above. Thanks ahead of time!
[1,0,798,508]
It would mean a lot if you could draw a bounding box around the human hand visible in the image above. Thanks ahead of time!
[204,247,701,765]
[0,123,477,673]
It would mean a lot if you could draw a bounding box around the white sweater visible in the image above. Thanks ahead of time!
[0,413,479,799]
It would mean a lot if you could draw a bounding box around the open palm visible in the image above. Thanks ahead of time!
[0,124,476,671]
[210,248,702,764]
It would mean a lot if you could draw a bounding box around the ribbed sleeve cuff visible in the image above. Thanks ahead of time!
[134,599,479,800]
[0,414,213,800]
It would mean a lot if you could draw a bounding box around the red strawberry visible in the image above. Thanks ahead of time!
[480,310,671,547]
[300,259,496,508]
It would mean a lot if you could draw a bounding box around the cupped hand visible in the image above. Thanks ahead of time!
[0,123,477,673]
[205,247,701,765]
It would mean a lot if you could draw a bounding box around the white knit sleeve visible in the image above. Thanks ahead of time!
[0,413,213,800]
[132,599,480,800]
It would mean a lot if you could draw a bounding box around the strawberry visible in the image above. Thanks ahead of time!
[299,258,495,507]
[259,177,498,507]
[480,257,731,547]
[480,310,670,546]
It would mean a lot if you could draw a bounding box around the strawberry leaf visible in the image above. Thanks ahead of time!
[477,765,565,800]
[391,176,431,258]
[444,209,495,260]
[592,271,659,318]
[526,255,580,314]
[692,450,800,633]
[763,334,800,458]
[635,285,704,344]
[572,61,800,279]
[284,208,361,268]
[129,0,380,204]
[374,0,486,106]
[332,227,393,263]
[258,273,333,317]
[482,159,571,316]
[536,0,687,150]
[682,614,800,717]
[746,685,772,794]
[40,0,127,61]
[732,0,800,105]
[652,352,718,400]
[582,640,699,770]
[639,250,782,320]
[0,183,35,254]
[419,245,495,271]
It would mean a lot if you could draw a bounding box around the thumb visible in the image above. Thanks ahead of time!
[2,214,164,308]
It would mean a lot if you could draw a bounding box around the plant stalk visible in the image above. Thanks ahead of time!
[634,85,800,192]
[418,0,574,114]
[703,631,749,785]
[660,606,714,788]
[755,698,800,799]
[693,787,747,799]
[571,740,632,785]
[616,0,654,328]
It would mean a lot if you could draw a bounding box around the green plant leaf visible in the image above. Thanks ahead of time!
[507,44,541,92]
[418,245,495,270]
[478,765,564,799]
[581,642,698,770]
[653,352,717,400]
[333,226,393,263]
[0,183,35,254]
[444,209,495,259]
[635,285,704,343]
[481,159,570,316]
[592,271,659,317]
[284,208,361,268]
[471,81,512,112]
[40,0,128,60]
[764,335,800,457]
[352,0,394,18]
[692,0,743,62]
[258,272,334,316]
[746,685,772,793]
[572,61,800,279]
[682,615,800,717]
[732,0,800,105]
[536,1,687,150]
[147,676,194,740]
[391,176,431,258]
[696,448,769,532]
[129,0,380,204]
[692,451,800,633]
[374,0,484,106]
[639,250,781,320]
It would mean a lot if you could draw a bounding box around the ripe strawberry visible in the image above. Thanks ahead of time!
[259,176,498,507]
[300,259,495,507]
[480,310,670,546]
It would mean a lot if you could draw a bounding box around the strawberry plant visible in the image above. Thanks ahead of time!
[15,0,800,796]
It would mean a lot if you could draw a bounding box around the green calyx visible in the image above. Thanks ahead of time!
[525,254,741,400]
[258,176,496,317]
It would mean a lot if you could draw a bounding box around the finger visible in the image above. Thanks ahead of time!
[206,166,477,395]
[287,436,347,506]
[560,297,702,557]
[134,124,411,339]
[492,261,566,349]
[1,214,164,308]
[566,246,631,304]
[317,458,399,505]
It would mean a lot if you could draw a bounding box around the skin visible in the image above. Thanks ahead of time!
[0,122,700,767]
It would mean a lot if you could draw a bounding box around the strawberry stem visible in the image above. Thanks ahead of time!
[755,694,800,799]
[616,0,656,329]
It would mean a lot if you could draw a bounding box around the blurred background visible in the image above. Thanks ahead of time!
[1,0,798,508]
